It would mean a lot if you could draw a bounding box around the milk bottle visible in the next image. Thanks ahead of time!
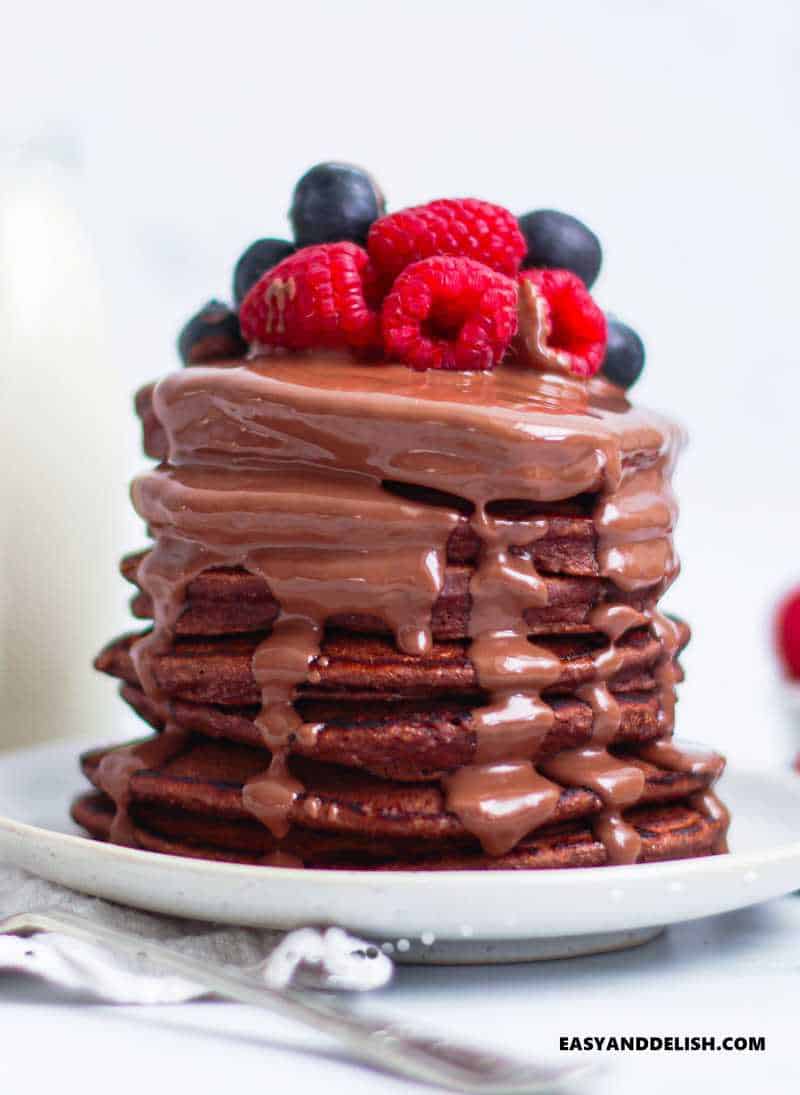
[0,152,134,750]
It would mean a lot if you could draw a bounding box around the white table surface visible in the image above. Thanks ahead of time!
[0,890,798,1093]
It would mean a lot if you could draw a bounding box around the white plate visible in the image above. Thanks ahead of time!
[1,739,800,963]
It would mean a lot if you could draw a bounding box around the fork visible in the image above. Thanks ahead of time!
[0,909,596,1093]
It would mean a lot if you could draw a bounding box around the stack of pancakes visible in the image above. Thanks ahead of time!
[73,357,728,869]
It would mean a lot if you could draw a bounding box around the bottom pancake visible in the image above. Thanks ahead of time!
[76,735,721,843]
[72,789,725,870]
[72,733,728,870]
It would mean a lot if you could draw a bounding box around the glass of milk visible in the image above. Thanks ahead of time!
[0,145,135,750]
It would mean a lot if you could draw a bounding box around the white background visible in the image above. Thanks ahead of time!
[1,3,800,1093]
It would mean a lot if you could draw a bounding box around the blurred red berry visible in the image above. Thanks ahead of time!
[776,588,800,679]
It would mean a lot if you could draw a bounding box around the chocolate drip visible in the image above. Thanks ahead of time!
[243,618,321,838]
[262,277,296,336]
[118,357,686,862]
[565,603,648,752]
[261,850,305,868]
[242,753,304,840]
[644,609,684,734]
[638,738,729,853]
[448,504,563,841]
[594,460,679,593]
[442,762,561,856]
[688,790,730,854]
[96,723,190,845]
[575,682,622,745]
[587,603,649,642]
[637,738,725,782]
[593,810,642,865]
[540,748,645,864]
[468,635,562,761]
[131,536,226,698]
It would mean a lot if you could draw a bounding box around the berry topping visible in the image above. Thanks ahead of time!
[368,198,526,282]
[239,242,380,353]
[602,317,646,388]
[290,163,385,248]
[177,301,247,365]
[518,209,602,288]
[381,256,518,371]
[518,269,607,378]
[776,589,800,680]
[233,238,295,306]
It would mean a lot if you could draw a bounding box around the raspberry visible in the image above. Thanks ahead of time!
[239,242,380,352]
[518,268,607,378]
[776,588,800,679]
[368,198,526,282]
[381,256,518,371]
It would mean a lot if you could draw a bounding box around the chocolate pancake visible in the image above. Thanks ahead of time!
[96,624,686,707]
[119,683,664,780]
[77,736,717,840]
[73,789,725,869]
[123,549,639,639]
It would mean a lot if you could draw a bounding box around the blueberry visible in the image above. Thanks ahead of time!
[177,301,247,365]
[601,317,645,388]
[233,238,294,306]
[518,209,602,288]
[290,162,385,247]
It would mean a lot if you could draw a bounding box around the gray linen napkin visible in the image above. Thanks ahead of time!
[0,864,393,1002]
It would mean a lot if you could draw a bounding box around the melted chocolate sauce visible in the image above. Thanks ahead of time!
[539,747,646,864]
[112,355,726,864]
[442,762,561,856]
[96,722,190,844]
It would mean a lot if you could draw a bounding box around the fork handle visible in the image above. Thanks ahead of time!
[1,910,562,1093]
